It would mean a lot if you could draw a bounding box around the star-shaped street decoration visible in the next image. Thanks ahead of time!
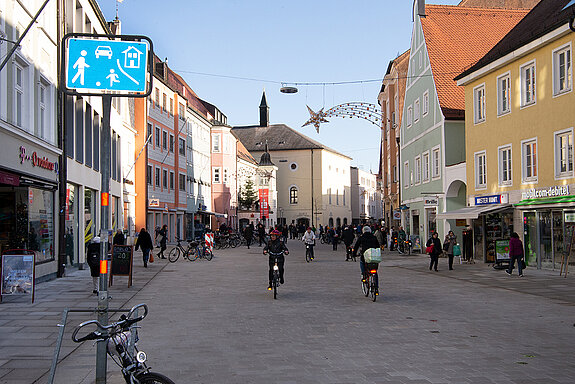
[302,105,329,133]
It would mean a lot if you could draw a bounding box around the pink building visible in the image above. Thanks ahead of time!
[211,125,238,230]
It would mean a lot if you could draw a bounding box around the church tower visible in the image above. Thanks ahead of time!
[259,91,269,127]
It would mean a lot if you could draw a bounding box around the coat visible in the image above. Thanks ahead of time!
[135,231,153,251]
[353,232,380,263]
[443,234,456,255]
[426,237,442,257]
[509,237,524,257]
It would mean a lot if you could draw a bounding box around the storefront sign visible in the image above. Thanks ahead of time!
[1,253,35,303]
[475,194,509,205]
[424,197,438,206]
[393,210,401,220]
[521,186,569,200]
[259,188,269,219]
[148,198,160,207]
[19,146,59,174]
[565,212,575,223]
[0,170,19,186]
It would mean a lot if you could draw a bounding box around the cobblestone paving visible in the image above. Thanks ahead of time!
[2,241,575,383]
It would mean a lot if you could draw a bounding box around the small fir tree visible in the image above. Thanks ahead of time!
[239,179,258,209]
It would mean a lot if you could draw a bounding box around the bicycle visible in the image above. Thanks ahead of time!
[271,256,280,299]
[167,237,194,262]
[71,303,174,384]
[305,243,314,262]
[361,264,379,302]
[397,239,412,255]
[346,244,356,262]
[188,238,213,261]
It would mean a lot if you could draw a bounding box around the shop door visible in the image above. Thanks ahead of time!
[552,211,564,269]
[413,215,420,236]
[523,212,538,268]
[539,211,552,269]
[426,208,436,240]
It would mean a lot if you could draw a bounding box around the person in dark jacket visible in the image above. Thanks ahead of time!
[342,226,355,261]
[113,229,125,245]
[257,223,266,246]
[443,230,457,270]
[244,223,254,249]
[462,225,474,263]
[506,232,524,276]
[353,226,381,292]
[157,224,168,259]
[426,232,442,272]
[263,229,289,289]
[86,236,101,294]
[135,228,154,267]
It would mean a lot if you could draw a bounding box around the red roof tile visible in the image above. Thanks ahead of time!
[421,5,529,113]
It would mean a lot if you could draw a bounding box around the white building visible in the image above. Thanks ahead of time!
[0,0,60,280]
[351,167,383,225]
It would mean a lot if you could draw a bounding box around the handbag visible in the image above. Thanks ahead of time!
[453,244,461,256]
[521,259,526,269]
[426,245,434,254]
[443,242,449,251]
[149,252,155,263]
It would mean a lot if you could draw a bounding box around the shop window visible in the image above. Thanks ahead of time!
[84,189,96,246]
[27,188,55,263]
[65,184,78,266]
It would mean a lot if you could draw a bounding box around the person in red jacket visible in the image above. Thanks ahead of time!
[506,232,525,277]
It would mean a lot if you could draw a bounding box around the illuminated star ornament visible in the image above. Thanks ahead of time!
[302,102,383,133]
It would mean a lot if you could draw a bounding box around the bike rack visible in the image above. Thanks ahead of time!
[48,307,135,384]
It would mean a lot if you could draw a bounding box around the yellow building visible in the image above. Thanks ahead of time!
[456,0,575,270]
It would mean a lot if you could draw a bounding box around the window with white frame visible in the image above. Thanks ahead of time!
[155,167,160,187]
[474,84,486,124]
[404,161,409,188]
[414,155,421,184]
[213,167,221,183]
[555,129,574,177]
[520,61,536,106]
[553,44,572,95]
[162,169,168,189]
[169,171,175,190]
[423,90,429,116]
[38,81,48,140]
[498,145,512,186]
[212,134,220,152]
[432,147,440,178]
[497,73,511,115]
[13,60,28,129]
[414,99,420,122]
[475,151,487,189]
[407,105,413,127]
[422,151,430,182]
[522,139,538,182]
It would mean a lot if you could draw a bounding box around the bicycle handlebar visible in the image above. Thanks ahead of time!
[72,303,148,343]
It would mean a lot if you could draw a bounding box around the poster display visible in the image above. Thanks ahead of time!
[259,188,269,219]
[109,245,133,287]
[495,240,510,261]
[1,253,35,303]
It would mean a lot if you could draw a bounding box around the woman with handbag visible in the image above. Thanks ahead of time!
[426,232,442,272]
[506,232,524,276]
[443,231,457,270]
[135,228,154,268]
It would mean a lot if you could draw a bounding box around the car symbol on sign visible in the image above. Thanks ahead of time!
[95,46,113,59]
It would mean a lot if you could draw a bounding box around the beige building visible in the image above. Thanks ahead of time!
[232,93,352,229]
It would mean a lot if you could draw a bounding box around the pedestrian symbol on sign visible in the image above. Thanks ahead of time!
[71,50,89,85]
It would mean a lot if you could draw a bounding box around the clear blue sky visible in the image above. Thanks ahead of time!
[99,0,459,172]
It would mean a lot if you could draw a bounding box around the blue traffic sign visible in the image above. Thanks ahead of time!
[65,38,149,94]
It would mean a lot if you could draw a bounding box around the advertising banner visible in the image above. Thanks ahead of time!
[1,253,35,303]
[495,240,510,261]
[259,188,269,219]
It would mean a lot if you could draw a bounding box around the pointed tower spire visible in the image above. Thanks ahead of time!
[259,140,275,166]
[259,90,269,127]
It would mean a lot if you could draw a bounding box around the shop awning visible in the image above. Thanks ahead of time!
[436,204,511,220]
[514,196,575,206]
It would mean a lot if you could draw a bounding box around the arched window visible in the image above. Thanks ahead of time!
[289,186,298,204]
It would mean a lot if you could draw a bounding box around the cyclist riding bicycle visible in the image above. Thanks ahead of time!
[263,229,289,290]
[353,226,380,294]
[397,226,407,251]
[301,227,316,260]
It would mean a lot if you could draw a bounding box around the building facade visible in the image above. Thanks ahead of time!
[456,0,575,268]
[211,124,238,230]
[351,167,382,225]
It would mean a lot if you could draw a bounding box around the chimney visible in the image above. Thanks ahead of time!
[259,91,269,127]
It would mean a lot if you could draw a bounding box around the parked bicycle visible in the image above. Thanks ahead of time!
[188,238,213,261]
[362,265,379,302]
[72,303,174,384]
[167,237,194,262]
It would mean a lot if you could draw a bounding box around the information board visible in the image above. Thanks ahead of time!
[1,253,35,303]
[495,240,510,261]
[110,245,133,287]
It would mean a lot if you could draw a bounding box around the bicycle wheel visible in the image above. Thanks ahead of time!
[273,276,278,300]
[203,248,213,261]
[135,371,176,384]
[167,248,180,263]
[188,247,199,261]
[305,248,311,262]
[362,276,369,297]
[320,236,326,244]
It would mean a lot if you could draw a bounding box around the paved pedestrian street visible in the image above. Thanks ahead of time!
[2,241,575,384]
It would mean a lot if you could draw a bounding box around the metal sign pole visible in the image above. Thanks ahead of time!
[96,94,112,383]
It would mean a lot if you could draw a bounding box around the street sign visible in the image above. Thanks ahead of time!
[62,34,153,97]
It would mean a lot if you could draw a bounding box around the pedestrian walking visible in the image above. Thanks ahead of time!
[374,226,385,248]
[281,225,289,243]
[86,236,101,294]
[113,229,125,245]
[244,223,254,249]
[157,224,168,259]
[257,223,266,246]
[134,228,154,267]
[426,232,442,272]
[463,225,474,263]
[506,232,525,276]
[443,231,457,270]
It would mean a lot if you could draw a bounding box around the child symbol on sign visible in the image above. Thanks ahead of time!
[106,69,120,87]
